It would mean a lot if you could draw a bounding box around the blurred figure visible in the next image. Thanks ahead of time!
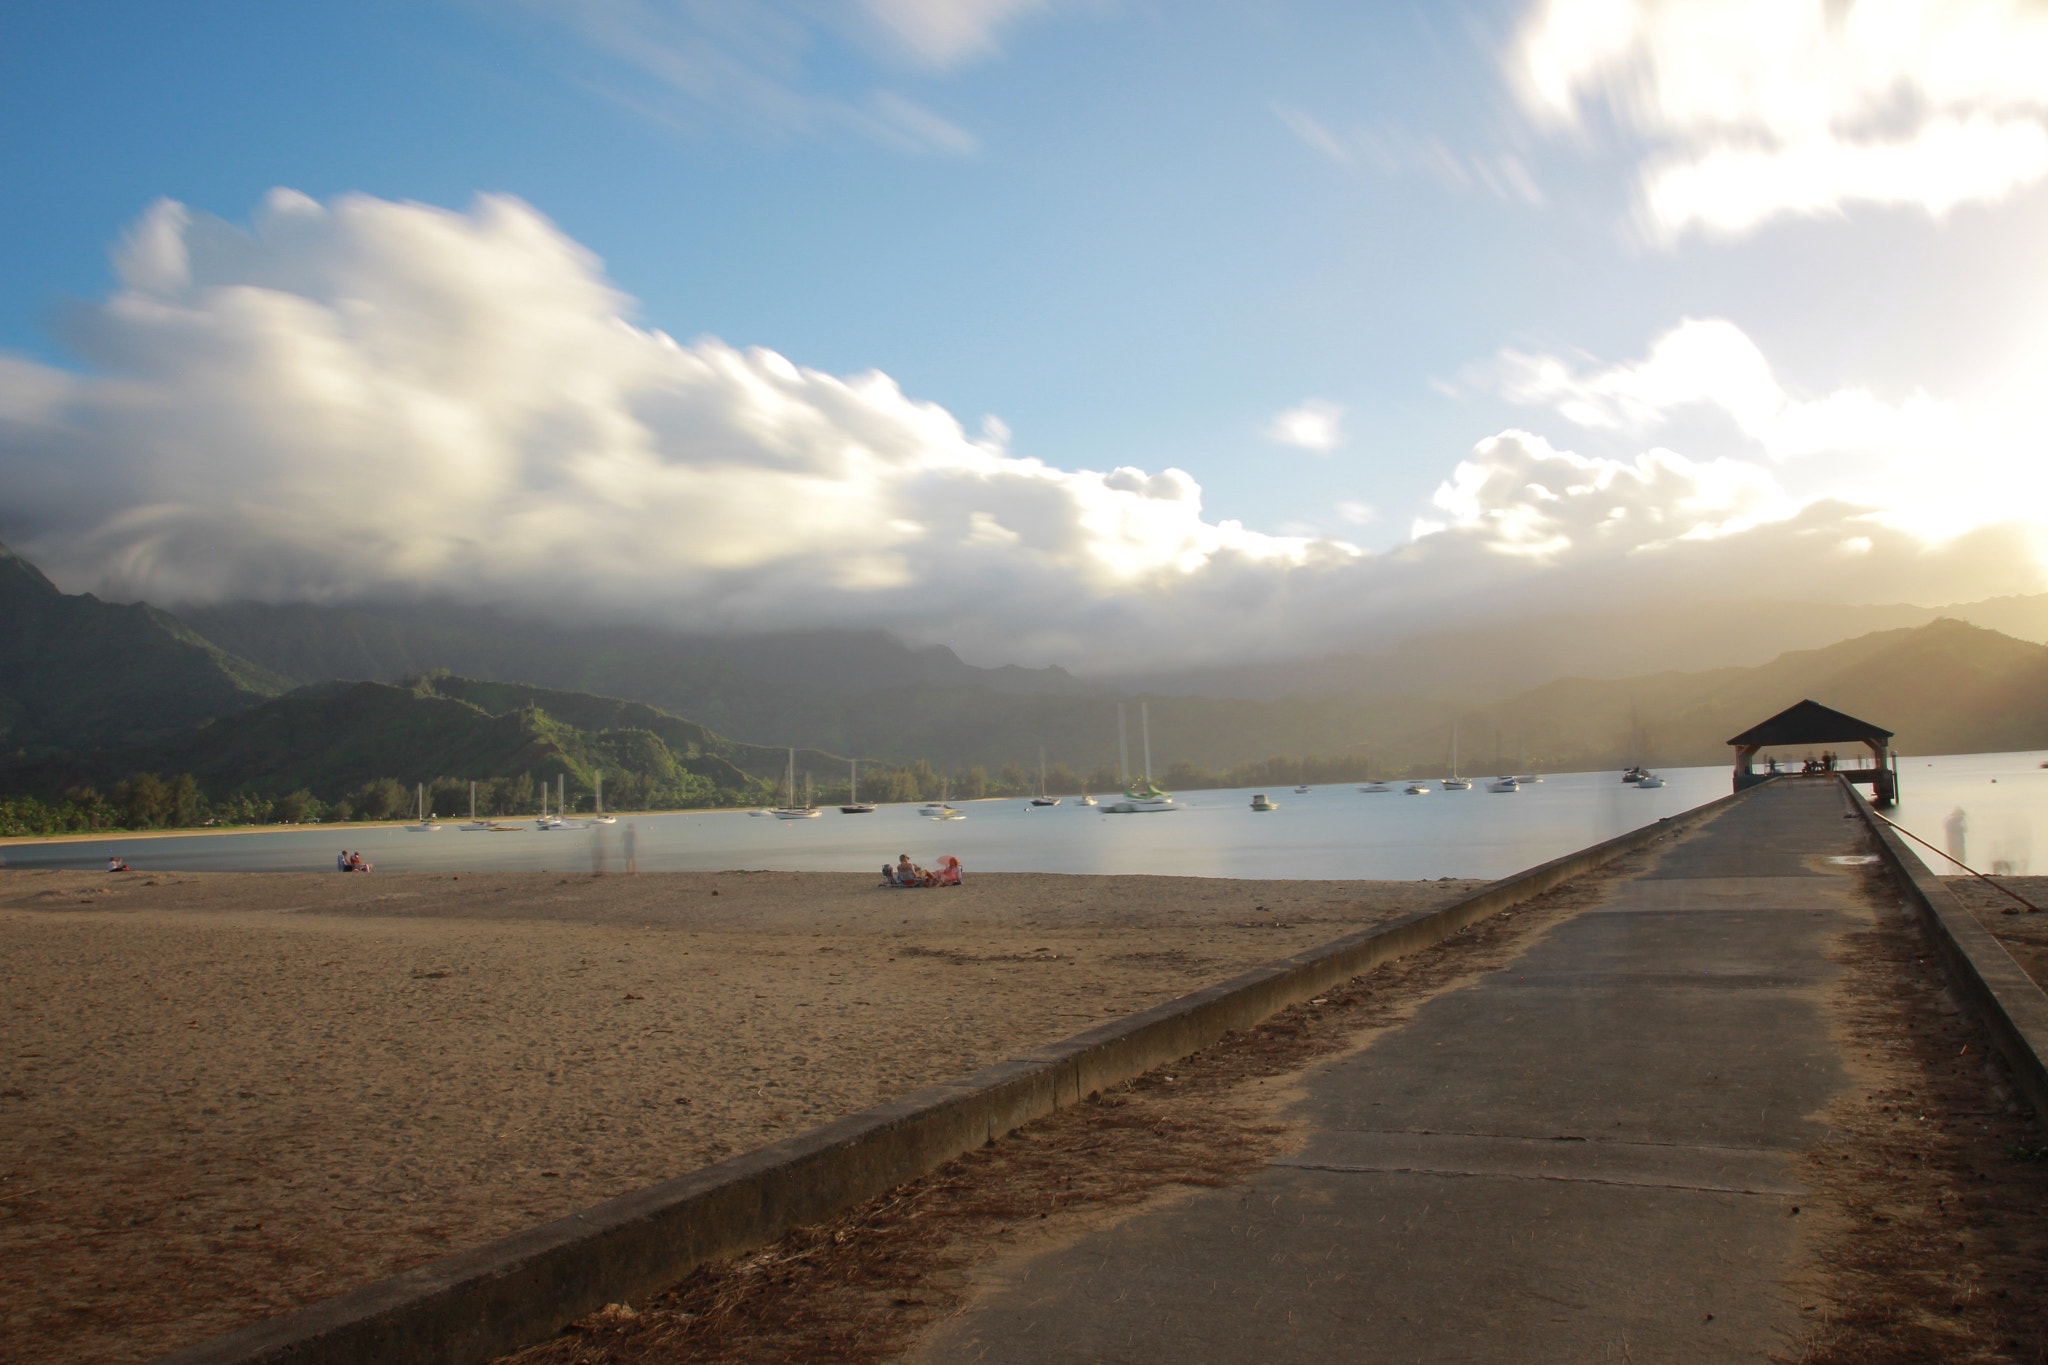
[1944,807,1969,867]
[624,821,638,874]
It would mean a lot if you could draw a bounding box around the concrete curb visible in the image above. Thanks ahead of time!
[154,787,1751,1365]
[1845,777,2048,1121]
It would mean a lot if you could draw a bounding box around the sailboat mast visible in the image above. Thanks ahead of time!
[469,780,476,822]
[595,771,603,816]
[850,757,858,804]
[1141,701,1154,784]
[558,773,565,816]
[1117,704,1130,789]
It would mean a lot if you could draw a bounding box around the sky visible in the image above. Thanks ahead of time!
[2,0,2046,672]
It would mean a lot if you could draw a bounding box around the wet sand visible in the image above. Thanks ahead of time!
[0,866,1486,1364]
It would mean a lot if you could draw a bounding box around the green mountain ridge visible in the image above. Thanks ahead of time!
[0,540,288,753]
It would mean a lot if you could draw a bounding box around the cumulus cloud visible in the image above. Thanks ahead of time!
[1509,0,2048,240]
[1264,399,1346,453]
[0,191,2038,671]
[1479,317,1959,461]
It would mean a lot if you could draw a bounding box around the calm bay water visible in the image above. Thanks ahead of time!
[8,751,2044,883]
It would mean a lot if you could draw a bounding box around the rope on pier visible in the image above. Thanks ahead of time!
[1868,810,2043,914]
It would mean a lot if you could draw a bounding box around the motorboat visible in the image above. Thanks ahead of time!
[1487,776,1520,793]
[1360,782,1393,793]
[1622,766,1648,783]
[1075,793,1098,807]
[1635,773,1667,789]
[1294,785,1312,794]
[1404,782,1432,795]
[920,777,962,820]
[1251,794,1278,811]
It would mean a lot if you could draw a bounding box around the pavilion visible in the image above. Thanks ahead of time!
[1727,699,1897,805]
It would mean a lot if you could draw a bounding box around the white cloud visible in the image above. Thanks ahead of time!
[1472,316,2048,542]
[852,0,1049,68]
[1264,399,1346,453]
[509,0,1022,153]
[1271,103,1543,204]
[0,192,2038,671]
[1510,0,2048,240]
[1481,317,1958,459]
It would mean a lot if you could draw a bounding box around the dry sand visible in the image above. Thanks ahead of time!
[1947,874,2048,989]
[0,865,1485,1364]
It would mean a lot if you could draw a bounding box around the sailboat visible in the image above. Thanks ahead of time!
[404,782,442,831]
[839,758,875,814]
[460,779,519,831]
[591,771,617,824]
[773,749,821,819]
[1106,702,1177,812]
[1030,746,1060,806]
[1441,722,1471,790]
[538,774,588,829]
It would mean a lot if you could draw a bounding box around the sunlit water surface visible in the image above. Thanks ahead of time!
[8,752,2043,883]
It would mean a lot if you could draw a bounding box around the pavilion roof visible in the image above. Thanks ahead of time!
[1726,699,1893,748]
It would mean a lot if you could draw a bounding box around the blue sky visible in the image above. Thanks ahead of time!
[4,1,2046,668]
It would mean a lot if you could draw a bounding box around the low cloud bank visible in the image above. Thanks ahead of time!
[0,191,2037,671]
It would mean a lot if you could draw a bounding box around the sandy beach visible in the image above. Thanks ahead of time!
[0,865,1485,1364]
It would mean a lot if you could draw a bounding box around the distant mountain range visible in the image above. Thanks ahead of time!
[0,542,287,753]
[3,539,2045,803]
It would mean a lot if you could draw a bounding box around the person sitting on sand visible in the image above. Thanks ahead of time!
[932,855,963,887]
[897,854,915,883]
[107,852,129,873]
[347,851,373,873]
[338,849,351,872]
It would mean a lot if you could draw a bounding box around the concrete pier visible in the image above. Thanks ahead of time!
[909,776,1875,1364]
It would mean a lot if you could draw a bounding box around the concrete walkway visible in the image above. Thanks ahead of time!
[908,778,1874,1364]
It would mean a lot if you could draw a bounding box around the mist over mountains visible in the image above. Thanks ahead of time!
[4,537,2046,808]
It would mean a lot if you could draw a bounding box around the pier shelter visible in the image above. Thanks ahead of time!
[1728,699,1897,804]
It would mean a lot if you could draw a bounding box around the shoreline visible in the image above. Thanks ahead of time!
[0,797,1051,849]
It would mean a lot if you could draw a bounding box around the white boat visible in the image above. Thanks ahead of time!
[1251,793,1278,810]
[1487,776,1520,793]
[1075,793,1098,807]
[536,777,585,834]
[1404,782,1432,795]
[459,780,497,831]
[536,774,589,830]
[1105,702,1178,812]
[404,782,441,831]
[1635,773,1667,789]
[1030,746,1060,806]
[840,758,875,814]
[1442,722,1471,789]
[773,751,821,819]
[920,777,961,820]
[1360,782,1393,793]
[1294,785,1312,794]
